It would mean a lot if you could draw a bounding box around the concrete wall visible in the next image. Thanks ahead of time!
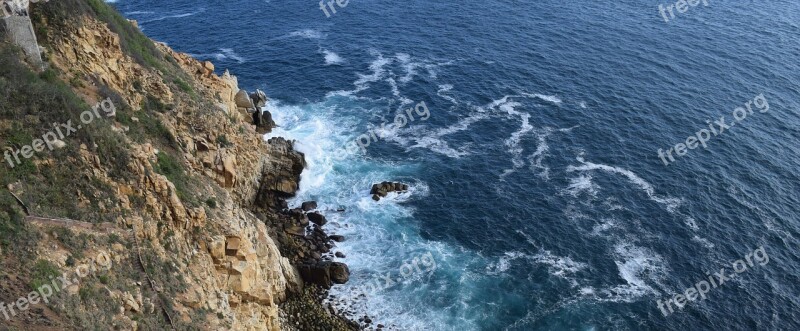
[1,0,44,69]
[2,0,29,18]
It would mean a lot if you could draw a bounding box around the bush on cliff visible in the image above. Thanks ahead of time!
[0,43,125,223]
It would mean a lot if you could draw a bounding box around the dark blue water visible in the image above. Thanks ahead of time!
[111,0,800,329]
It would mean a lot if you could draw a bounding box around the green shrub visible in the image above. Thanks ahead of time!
[173,78,193,95]
[0,44,126,223]
[153,151,190,201]
[30,259,61,291]
[215,135,232,148]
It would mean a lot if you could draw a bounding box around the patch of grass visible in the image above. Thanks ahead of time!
[143,94,169,113]
[0,193,36,255]
[153,151,190,201]
[153,151,183,182]
[173,78,193,95]
[115,103,176,150]
[0,44,126,223]
[215,135,232,148]
[108,233,121,244]
[30,259,61,290]
[49,227,90,260]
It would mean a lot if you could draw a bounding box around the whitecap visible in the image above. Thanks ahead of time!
[564,174,598,198]
[288,29,324,39]
[437,84,458,105]
[486,250,588,281]
[592,243,668,302]
[322,49,344,65]
[219,48,245,63]
[567,157,682,212]
[125,11,153,15]
[140,9,205,23]
[523,92,563,105]
[327,52,391,98]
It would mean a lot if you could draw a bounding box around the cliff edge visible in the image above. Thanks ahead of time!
[0,0,355,330]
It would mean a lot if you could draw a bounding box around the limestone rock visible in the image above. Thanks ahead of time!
[235,89,253,109]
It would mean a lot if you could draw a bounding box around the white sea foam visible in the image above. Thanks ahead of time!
[322,49,344,65]
[140,9,205,23]
[288,29,324,39]
[567,157,682,212]
[437,84,458,105]
[395,53,417,83]
[590,243,667,302]
[523,92,563,105]
[327,52,391,98]
[219,48,245,63]
[565,174,598,198]
[590,219,618,236]
[692,235,715,249]
[125,11,153,15]
[387,96,494,158]
[487,250,588,282]
[190,48,246,64]
[499,101,531,177]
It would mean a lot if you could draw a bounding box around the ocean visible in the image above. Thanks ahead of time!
[110,0,800,330]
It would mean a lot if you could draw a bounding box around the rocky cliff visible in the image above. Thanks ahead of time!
[0,0,355,330]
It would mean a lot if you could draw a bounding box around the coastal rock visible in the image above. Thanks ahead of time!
[301,201,318,211]
[254,137,306,210]
[307,212,327,226]
[330,262,350,284]
[298,262,350,289]
[370,181,409,201]
[235,89,254,109]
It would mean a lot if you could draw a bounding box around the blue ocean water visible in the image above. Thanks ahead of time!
[111,1,800,329]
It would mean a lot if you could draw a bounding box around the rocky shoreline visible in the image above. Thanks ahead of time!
[248,135,390,329]
[3,1,394,328]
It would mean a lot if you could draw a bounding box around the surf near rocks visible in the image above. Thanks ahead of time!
[370,181,409,201]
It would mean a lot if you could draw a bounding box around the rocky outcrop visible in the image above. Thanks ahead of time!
[298,262,350,289]
[254,137,306,211]
[371,181,409,201]
[307,212,327,226]
[12,2,357,330]
[301,201,318,211]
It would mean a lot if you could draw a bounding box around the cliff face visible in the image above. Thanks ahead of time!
[0,1,346,330]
